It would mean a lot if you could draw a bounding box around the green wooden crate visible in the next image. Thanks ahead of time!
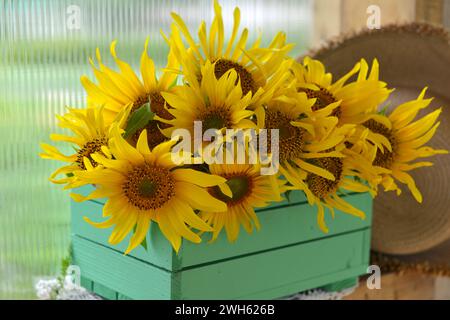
[71,185,372,300]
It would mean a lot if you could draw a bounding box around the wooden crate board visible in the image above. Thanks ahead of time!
[72,236,173,299]
[72,228,370,300]
[72,188,372,271]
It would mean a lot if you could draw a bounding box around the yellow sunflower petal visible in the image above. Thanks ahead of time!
[173,168,227,187]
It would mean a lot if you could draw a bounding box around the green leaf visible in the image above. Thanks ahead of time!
[378,103,390,116]
[123,102,154,139]
[284,190,293,203]
[140,237,148,251]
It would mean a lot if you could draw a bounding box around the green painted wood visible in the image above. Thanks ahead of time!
[258,266,366,300]
[72,236,172,300]
[71,200,175,270]
[172,230,368,299]
[117,293,132,300]
[362,221,372,266]
[72,228,369,300]
[321,277,358,292]
[80,276,93,292]
[179,193,372,269]
[72,191,372,271]
[93,281,117,300]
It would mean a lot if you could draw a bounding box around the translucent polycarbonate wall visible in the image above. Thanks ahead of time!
[0,0,312,298]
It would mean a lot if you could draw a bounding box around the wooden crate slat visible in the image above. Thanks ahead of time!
[80,276,93,292]
[72,191,372,270]
[93,281,117,300]
[73,229,369,300]
[173,230,368,299]
[72,200,175,270]
[72,236,172,300]
[179,193,371,269]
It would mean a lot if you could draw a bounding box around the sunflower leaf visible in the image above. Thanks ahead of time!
[378,103,391,116]
[123,101,154,139]
[284,190,292,203]
[140,237,148,251]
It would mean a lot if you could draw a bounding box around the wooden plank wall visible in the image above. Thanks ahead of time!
[346,274,450,300]
[444,0,450,28]
[312,0,449,47]
[312,0,416,47]
[340,0,416,32]
[416,0,444,23]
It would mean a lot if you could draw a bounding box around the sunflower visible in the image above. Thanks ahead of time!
[39,105,130,188]
[81,39,178,147]
[200,162,285,242]
[260,98,372,232]
[292,57,391,126]
[299,152,372,233]
[71,125,228,254]
[361,88,448,202]
[169,0,294,108]
[159,60,255,141]
[257,94,355,188]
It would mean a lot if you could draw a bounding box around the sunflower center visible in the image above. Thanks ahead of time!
[306,157,343,199]
[76,137,108,170]
[209,175,252,205]
[149,92,173,129]
[363,119,397,169]
[132,95,150,111]
[122,164,175,210]
[130,92,173,123]
[131,120,168,150]
[128,92,173,149]
[199,107,232,132]
[300,87,341,118]
[264,109,306,162]
[214,59,256,96]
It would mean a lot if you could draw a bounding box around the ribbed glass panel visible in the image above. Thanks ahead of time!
[0,0,312,299]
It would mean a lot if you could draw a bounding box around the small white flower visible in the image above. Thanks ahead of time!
[35,279,61,300]
[36,276,100,300]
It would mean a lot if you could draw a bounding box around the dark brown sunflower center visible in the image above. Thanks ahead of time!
[76,137,108,170]
[131,120,168,150]
[306,157,343,199]
[122,164,175,210]
[131,92,173,123]
[149,92,174,128]
[264,109,306,162]
[132,95,150,111]
[128,92,173,149]
[300,87,341,118]
[198,107,233,132]
[214,59,256,96]
[363,119,397,169]
[209,175,252,206]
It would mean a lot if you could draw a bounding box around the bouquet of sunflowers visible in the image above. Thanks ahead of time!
[40,0,447,255]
